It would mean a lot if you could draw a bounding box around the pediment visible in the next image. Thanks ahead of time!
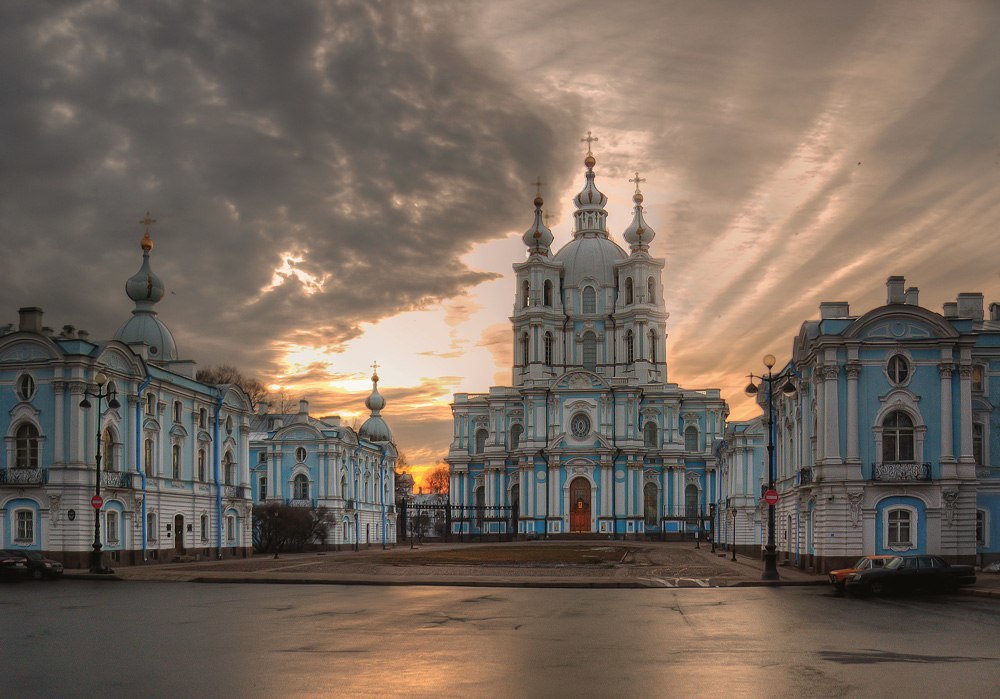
[97,343,144,377]
[0,338,59,364]
[274,426,322,441]
[845,306,959,341]
[555,370,608,391]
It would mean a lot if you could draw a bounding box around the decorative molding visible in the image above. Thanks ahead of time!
[0,344,51,363]
[942,490,959,525]
[847,491,863,528]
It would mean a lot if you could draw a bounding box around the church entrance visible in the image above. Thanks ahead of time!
[174,514,184,553]
[569,477,591,532]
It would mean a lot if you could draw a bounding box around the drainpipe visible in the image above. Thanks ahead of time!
[213,391,223,559]
[135,373,153,561]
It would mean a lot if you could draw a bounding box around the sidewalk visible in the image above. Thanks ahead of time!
[61,541,1000,595]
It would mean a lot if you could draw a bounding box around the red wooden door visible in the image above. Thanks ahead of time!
[569,477,590,532]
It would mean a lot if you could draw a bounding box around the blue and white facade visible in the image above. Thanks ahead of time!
[725,277,1000,571]
[249,377,398,548]
[446,152,728,538]
[0,227,253,566]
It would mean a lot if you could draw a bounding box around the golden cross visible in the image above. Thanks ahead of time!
[371,361,380,375]
[581,131,598,155]
[533,176,543,197]
[139,211,156,234]
[629,171,646,194]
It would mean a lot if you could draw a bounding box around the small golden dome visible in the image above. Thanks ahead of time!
[140,232,154,252]
[534,195,544,208]
[584,154,596,168]
[633,192,644,204]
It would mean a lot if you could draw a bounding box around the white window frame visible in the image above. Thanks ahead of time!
[295,446,307,462]
[226,515,236,543]
[105,510,120,545]
[147,512,158,542]
[15,373,36,401]
[883,505,917,551]
[13,508,35,544]
[976,509,988,548]
[885,353,912,387]
[200,514,209,542]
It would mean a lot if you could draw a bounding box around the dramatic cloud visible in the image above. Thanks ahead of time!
[4,0,999,470]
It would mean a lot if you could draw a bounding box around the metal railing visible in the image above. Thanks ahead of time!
[0,468,47,486]
[285,498,316,508]
[222,485,248,498]
[872,462,931,481]
[101,471,133,489]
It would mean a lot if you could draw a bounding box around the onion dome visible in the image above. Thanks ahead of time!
[359,366,392,442]
[521,193,554,256]
[622,173,656,252]
[114,214,178,361]
[573,153,609,214]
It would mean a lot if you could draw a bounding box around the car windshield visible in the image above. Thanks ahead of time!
[853,558,870,570]
[22,550,43,561]
[884,556,904,570]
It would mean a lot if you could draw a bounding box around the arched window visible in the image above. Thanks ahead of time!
[685,484,700,519]
[625,277,634,305]
[144,438,154,476]
[882,411,914,462]
[171,444,181,479]
[15,423,40,469]
[648,330,656,363]
[198,449,206,481]
[475,429,488,455]
[684,425,699,452]
[647,277,656,304]
[544,332,553,366]
[364,476,371,502]
[200,514,208,542]
[887,354,909,385]
[644,483,658,527]
[644,421,657,447]
[294,474,310,500]
[521,280,530,308]
[582,332,597,372]
[147,512,157,542]
[543,280,553,306]
[887,508,912,547]
[224,452,236,485]
[520,333,530,367]
[225,416,233,435]
[625,330,635,364]
[582,286,596,314]
[510,424,523,450]
[340,475,348,498]
[102,428,116,471]
[16,374,35,401]
[105,511,120,545]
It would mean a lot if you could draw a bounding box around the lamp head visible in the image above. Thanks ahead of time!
[79,397,92,409]
[780,381,798,397]
[744,382,759,396]
[762,354,776,370]
[95,372,108,386]
[108,397,121,410]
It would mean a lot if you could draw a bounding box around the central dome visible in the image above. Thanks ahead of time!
[553,233,626,288]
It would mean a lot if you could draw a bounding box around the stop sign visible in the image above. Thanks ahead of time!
[91,495,104,510]
[763,489,779,506]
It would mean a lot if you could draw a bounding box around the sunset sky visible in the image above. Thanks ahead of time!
[3,1,999,487]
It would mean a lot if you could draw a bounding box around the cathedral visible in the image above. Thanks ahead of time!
[446,146,728,538]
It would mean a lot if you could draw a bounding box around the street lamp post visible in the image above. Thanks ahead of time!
[745,354,797,581]
[80,371,120,575]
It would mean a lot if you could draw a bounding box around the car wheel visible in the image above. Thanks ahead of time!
[870,580,885,596]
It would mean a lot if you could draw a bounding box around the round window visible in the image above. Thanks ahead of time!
[295,447,307,462]
[887,354,909,385]
[16,374,35,401]
[225,416,234,435]
[571,413,591,438]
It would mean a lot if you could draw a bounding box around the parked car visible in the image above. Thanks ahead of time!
[0,552,29,581]
[845,554,976,595]
[0,549,64,580]
[829,555,895,591]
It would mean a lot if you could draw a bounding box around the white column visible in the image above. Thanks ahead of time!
[823,366,841,462]
[815,376,825,462]
[958,365,974,462]
[845,363,860,463]
[939,364,954,462]
[53,381,65,464]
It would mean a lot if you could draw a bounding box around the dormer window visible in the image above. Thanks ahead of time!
[887,355,909,385]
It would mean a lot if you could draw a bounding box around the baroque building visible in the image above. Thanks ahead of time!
[249,371,398,548]
[446,148,728,538]
[0,222,253,566]
[719,277,1000,571]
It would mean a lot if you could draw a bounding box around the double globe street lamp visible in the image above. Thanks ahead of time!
[745,354,797,581]
[80,371,120,574]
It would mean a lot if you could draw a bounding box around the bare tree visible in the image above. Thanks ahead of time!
[196,364,267,408]
[425,464,450,495]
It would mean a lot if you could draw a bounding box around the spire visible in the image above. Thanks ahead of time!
[622,172,656,252]
[572,132,609,237]
[365,361,386,413]
[126,212,165,307]
[521,176,554,256]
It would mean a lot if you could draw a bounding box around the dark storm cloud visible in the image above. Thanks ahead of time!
[0,0,579,372]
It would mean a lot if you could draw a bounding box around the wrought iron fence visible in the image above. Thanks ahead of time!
[872,462,931,481]
[223,485,248,498]
[0,468,47,486]
[101,471,132,488]
[396,502,516,544]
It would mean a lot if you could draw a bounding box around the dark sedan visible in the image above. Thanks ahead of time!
[0,549,63,580]
[844,554,975,595]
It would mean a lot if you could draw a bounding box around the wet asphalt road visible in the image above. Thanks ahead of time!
[1,582,998,698]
